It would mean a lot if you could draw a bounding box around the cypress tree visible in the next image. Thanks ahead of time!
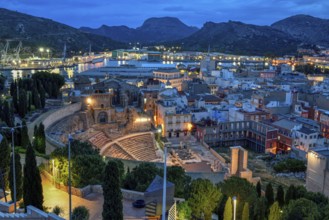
[10,81,16,97]
[37,123,46,154]
[265,183,274,207]
[20,120,30,148]
[18,89,27,118]
[242,202,249,220]
[255,197,266,220]
[23,144,43,210]
[12,83,18,112]
[0,136,10,188]
[268,202,282,220]
[39,88,45,108]
[33,124,38,150]
[9,152,23,201]
[3,101,14,127]
[256,181,261,198]
[28,92,32,112]
[32,87,41,109]
[285,185,296,205]
[102,161,123,220]
[276,185,285,208]
[223,197,233,220]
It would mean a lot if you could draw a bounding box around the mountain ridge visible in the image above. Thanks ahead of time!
[80,16,199,43]
[0,8,125,56]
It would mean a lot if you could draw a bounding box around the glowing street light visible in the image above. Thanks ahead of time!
[233,196,237,220]
[39,47,44,58]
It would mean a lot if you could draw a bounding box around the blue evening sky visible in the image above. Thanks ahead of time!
[0,0,328,28]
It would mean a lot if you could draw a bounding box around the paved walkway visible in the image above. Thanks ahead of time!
[42,176,146,220]
[42,176,103,220]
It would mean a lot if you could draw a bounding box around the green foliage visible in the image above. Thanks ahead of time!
[219,176,257,219]
[0,136,10,188]
[0,75,6,92]
[223,197,233,220]
[51,141,103,187]
[295,64,327,75]
[187,178,222,220]
[265,183,274,207]
[123,163,159,192]
[177,201,192,220]
[3,100,14,127]
[18,89,28,118]
[285,185,296,205]
[242,202,249,220]
[20,120,30,148]
[276,185,285,208]
[282,198,321,220]
[52,205,64,216]
[9,152,23,201]
[323,204,329,219]
[71,155,105,188]
[23,144,43,210]
[102,161,123,220]
[110,159,125,184]
[268,202,282,220]
[32,72,65,99]
[273,159,306,173]
[166,166,191,198]
[34,123,46,154]
[256,181,261,198]
[254,197,266,220]
[72,206,89,220]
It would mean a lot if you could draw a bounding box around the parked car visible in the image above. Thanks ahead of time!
[132,199,145,208]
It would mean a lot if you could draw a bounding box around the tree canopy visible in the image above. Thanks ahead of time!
[219,176,257,219]
[188,178,222,220]
[282,198,321,220]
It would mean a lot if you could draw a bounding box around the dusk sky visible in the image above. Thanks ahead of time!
[1,0,328,28]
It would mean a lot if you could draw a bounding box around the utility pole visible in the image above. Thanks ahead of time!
[0,125,24,213]
[68,134,73,220]
[162,146,167,220]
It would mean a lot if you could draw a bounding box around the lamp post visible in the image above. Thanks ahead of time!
[162,146,167,220]
[1,125,24,213]
[68,134,73,220]
[46,49,50,59]
[233,196,237,220]
[39,47,44,58]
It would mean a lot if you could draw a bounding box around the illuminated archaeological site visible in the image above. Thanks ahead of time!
[2,2,329,219]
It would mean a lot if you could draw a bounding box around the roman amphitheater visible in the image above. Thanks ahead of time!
[43,79,229,182]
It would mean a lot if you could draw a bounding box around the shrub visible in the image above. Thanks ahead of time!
[273,159,306,173]
[72,206,89,220]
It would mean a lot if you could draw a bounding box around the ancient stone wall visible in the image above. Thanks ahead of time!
[43,103,82,130]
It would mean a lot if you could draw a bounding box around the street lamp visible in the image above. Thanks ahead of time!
[1,125,25,213]
[233,196,237,220]
[162,145,167,220]
[46,49,50,59]
[39,48,44,58]
[68,134,73,220]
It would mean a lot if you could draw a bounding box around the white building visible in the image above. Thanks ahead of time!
[155,89,192,137]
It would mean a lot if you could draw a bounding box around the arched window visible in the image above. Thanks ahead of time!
[98,112,108,123]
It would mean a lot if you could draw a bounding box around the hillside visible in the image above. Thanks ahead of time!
[175,21,300,56]
[80,17,199,43]
[0,8,125,56]
[271,14,329,47]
